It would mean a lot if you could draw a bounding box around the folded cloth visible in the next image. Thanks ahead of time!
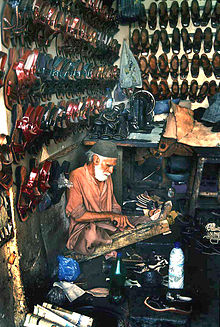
[53,281,109,302]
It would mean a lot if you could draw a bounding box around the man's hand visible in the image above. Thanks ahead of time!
[111,214,135,231]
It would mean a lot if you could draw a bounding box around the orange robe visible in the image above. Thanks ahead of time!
[66,164,121,255]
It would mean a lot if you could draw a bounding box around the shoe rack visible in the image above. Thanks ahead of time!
[0,1,121,227]
[129,0,219,110]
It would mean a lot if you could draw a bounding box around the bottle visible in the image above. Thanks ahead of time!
[109,252,126,304]
[105,88,113,110]
[168,242,184,290]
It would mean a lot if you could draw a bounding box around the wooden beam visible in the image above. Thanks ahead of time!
[63,219,171,262]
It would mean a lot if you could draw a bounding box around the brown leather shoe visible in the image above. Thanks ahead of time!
[200,54,212,78]
[191,0,200,27]
[191,53,200,78]
[159,1,168,29]
[204,27,213,53]
[181,28,192,54]
[141,28,150,54]
[160,30,170,54]
[180,54,189,80]
[208,80,217,99]
[212,52,220,79]
[180,80,188,100]
[170,55,179,80]
[159,80,171,100]
[171,80,179,99]
[158,53,169,79]
[169,1,179,28]
[151,30,160,54]
[189,80,198,103]
[214,27,220,52]
[150,79,160,100]
[193,28,203,53]
[148,2,157,30]
[211,1,220,28]
[201,0,212,26]
[197,81,209,103]
[149,54,159,79]
[181,0,190,27]
[130,29,141,55]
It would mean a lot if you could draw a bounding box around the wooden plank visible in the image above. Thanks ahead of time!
[63,219,171,262]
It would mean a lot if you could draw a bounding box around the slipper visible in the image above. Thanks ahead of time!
[144,296,192,314]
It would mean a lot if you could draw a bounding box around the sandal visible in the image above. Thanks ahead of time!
[200,54,212,78]
[197,81,209,103]
[171,80,179,99]
[180,54,189,80]
[170,55,179,80]
[158,53,169,80]
[189,80,198,103]
[180,80,189,100]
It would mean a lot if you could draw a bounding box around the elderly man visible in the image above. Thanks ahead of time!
[66,140,169,255]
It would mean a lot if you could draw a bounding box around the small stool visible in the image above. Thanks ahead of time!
[186,151,220,218]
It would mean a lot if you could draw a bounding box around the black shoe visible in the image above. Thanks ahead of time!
[180,54,189,80]
[214,27,220,52]
[200,53,212,78]
[197,81,209,103]
[211,1,220,28]
[169,1,179,28]
[138,3,147,29]
[191,0,200,26]
[148,2,157,30]
[204,27,213,53]
[201,0,212,26]
[191,53,200,78]
[212,52,220,79]
[160,29,170,53]
[193,28,203,53]
[158,1,168,29]
[181,0,190,27]
[180,80,188,100]
[189,79,198,103]
[172,28,180,54]
[151,30,160,54]
[181,28,192,54]
[170,54,179,79]
[212,121,220,133]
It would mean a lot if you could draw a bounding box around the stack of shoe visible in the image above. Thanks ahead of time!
[129,0,220,105]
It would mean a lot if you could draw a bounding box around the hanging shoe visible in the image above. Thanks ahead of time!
[150,79,160,101]
[158,53,169,79]
[149,54,159,79]
[191,0,200,26]
[170,54,179,79]
[211,1,220,28]
[203,27,213,53]
[189,80,198,103]
[160,30,170,53]
[159,80,171,100]
[172,28,180,54]
[130,29,141,55]
[212,52,220,79]
[171,80,179,99]
[181,28,192,54]
[148,2,157,30]
[141,28,150,54]
[169,1,179,28]
[214,27,220,52]
[208,80,217,100]
[193,28,203,53]
[180,54,189,80]
[138,3,147,29]
[201,0,212,26]
[158,1,168,29]
[180,80,188,100]
[200,54,212,78]
[197,81,209,103]
[191,53,200,78]
[181,0,190,27]
[150,30,160,54]
[139,56,149,77]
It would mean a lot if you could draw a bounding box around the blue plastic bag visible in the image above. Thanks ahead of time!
[57,255,80,282]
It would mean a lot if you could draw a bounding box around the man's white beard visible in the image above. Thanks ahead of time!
[94,164,110,182]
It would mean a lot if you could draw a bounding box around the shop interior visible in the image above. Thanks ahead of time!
[0,0,220,326]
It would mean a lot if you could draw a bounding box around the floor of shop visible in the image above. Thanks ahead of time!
[25,195,220,327]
